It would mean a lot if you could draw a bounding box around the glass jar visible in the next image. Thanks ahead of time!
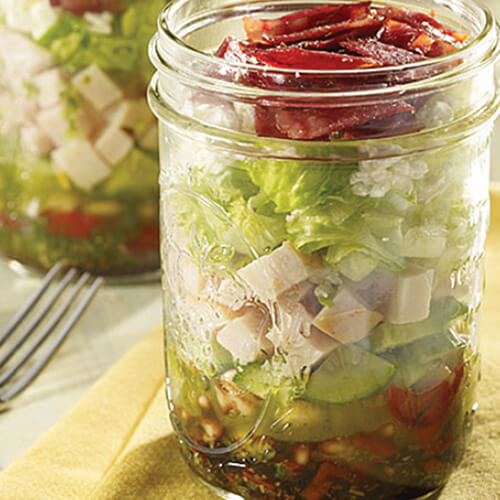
[0,1,164,277]
[149,0,500,498]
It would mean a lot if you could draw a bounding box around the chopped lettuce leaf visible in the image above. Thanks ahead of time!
[37,1,164,80]
[248,159,356,213]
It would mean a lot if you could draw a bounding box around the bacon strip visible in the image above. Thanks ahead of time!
[341,38,426,65]
[243,2,371,41]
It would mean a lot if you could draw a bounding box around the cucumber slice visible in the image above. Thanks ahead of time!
[383,330,465,388]
[233,361,271,399]
[303,344,395,405]
[368,296,467,353]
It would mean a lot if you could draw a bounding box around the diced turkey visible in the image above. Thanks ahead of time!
[20,125,54,155]
[385,267,434,324]
[0,26,54,82]
[216,307,272,365]
[95,125,133,165]
[73,64,123,111]
[51,139,111,191]
[32,68,67,109]
[312,288,383,343]
[267,314,338,377]
[237,242,320,301]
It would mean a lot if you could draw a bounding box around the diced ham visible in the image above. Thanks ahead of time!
[51,139,111,191]
[237,242,320,301]
[73,64,123,111]
[216,307,272,365]
[312,288,383,343]
[385,268,434,324]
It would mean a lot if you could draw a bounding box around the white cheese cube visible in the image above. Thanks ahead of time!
[33,68,67,108]
[216,308,272,365]
[20,125,54,155]
[386,268,435,324]
[3,0,33,34]
[30,2,61,39]
[95,126,133,165]
[238,242,319,301]
[138,122,158,151]
[51,139,111,191]
[37,103,96,146]
[0,26,54,81]
[312,288,383,343]
[73,64,123,111]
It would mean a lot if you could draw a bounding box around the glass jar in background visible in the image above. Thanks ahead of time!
[0,0,164,277]
[149,0,500,498]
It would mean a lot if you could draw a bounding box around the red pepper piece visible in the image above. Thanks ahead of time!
[381,6,467,44]
[351,433,399,458]
[341,38,426,65]
[248,46,380,70]
[377,19,422,50]
[387,379,455,447]
[257,16,377,47]
[125,222,159,254]
[243,2,371,41]
[299,20,383,50]
[41,210,103,239]
[50,0,123,15]
[301,462,358,500]
[270,101,414,140]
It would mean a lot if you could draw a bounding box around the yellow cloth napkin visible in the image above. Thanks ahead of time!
[3,190,500,499]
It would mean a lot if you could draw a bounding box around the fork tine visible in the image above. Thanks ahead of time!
[0,276,104,403]
[0,263,63,347]
[0,272,93,387]
[0,268,77,367]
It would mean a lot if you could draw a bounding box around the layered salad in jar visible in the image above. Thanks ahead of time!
[157,2,493,498]
[0,0,164,275]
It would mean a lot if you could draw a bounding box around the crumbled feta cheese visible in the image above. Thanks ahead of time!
[351,155,429,199]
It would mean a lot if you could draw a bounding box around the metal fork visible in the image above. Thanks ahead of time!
[0,263,104,404]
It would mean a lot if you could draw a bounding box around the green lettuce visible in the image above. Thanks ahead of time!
[248,159,356,213]
[37,1,164,79]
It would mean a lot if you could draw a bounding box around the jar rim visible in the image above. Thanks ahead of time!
[153,0,500,99]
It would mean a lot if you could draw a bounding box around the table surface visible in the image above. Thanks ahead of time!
[1,0,500,473]
[0,261,162,470]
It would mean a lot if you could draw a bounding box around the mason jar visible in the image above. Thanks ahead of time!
[0,1,164,277]
[149,0,500,498]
